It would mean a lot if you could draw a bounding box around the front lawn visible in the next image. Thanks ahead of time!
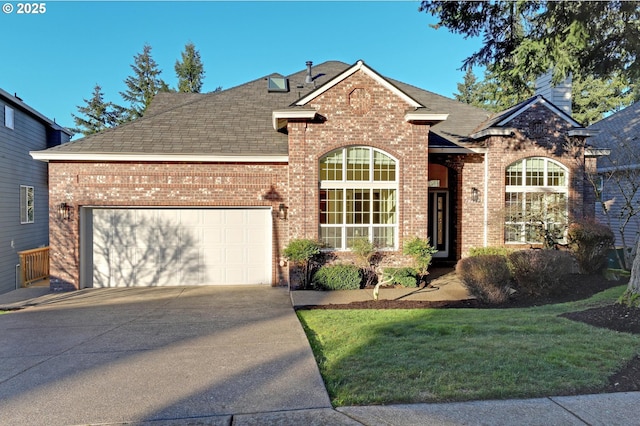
[297,285,640,406]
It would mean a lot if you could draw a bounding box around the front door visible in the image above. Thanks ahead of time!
[428,191,449,258]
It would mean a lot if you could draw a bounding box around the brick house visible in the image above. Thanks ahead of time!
[31,60,599,290]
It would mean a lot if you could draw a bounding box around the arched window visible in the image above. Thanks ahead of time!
[504,157,568,244]
[319,147,398,250]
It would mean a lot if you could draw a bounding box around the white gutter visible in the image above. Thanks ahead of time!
[272,109,317,130]
[469,128,516,139]
[585,148,610,157]
[30,151,289,163]
[568,129,600,137]
[404,112,449,123]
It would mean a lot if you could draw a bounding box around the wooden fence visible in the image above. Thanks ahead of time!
[17,246,49,287]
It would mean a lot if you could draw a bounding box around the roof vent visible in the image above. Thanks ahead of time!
[305,61,313,84]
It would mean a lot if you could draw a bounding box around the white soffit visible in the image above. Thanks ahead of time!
[295,60,423,109]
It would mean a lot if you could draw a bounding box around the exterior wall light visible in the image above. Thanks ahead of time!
[278,203,288,220]
[58,202,71,220]
[471,187,480,203]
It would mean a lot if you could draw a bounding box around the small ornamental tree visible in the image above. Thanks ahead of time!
[283,239,321,289]
[403,236,438,283]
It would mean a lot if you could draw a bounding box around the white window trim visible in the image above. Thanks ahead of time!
[20,185,34,224]
[505,158,569,244]
[5,105,14,129]
[319,147,399,250]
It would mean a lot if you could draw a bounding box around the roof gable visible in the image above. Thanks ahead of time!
[294,60,422,109]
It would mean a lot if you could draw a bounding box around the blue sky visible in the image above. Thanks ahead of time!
[0,1,483,132]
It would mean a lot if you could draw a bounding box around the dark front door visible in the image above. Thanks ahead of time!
[428,191,449,258]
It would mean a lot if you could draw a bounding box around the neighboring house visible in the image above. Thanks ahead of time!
[588,101,640,252]
[31,60,599,290]
[0,89,72,294]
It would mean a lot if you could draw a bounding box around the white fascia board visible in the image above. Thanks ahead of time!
[497,96,582,128]
[569,129,600,137]
[30,151,289,163]
[585,148,611,157]
[405,112,449,123]
[469,128,516,139]
[598,163,640,173]
[295,60,423,108]
[428,146,487,154]
[272,109,317,130]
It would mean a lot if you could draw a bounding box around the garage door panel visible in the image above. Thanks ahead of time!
[89,208,271,287]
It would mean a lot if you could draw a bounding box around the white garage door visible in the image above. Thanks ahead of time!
[86,208,272,287]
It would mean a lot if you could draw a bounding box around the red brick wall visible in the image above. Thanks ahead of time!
[286,68,430,265]
[48,162,289,290]
[458,103,591,255]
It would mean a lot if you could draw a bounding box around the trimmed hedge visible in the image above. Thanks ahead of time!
[456,255,512,304]
[382,267,418,288]
[312,264,362,290]
[468,246,514,258]
[507,249,575,297]
[567,220,615,274]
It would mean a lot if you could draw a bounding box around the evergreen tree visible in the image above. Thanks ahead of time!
[420,1,640,85]
[71,84,126,136]
[454,68,482,106]
[175,42,205,93]
[120,44,167,120]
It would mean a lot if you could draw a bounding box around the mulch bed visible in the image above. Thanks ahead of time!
[297,274,640,394]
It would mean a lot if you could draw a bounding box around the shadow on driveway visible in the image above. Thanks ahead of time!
[0,286,330,425]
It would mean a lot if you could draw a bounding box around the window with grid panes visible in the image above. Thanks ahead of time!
[319,147,398,250]
[504,157,568,244]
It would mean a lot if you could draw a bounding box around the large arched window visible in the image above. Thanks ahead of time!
[505,157,569,244]
[319,147,398,250]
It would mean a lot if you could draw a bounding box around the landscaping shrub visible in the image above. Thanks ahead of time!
[507,249,575,297]
[468,246,514,258]
[403,236,438,281]
[283,239,322,289]
[456,255,512,304]
[312,264,362,290]
[382,267,418,288]
[566,220,615,274]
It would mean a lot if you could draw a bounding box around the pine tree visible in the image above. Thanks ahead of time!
[71,84,126,136]
[175,42,205,93]
[120,44,167,120]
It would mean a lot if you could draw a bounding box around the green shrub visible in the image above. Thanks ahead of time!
[468,246,514,258]
[283,239,322,289]
[382,267,418,288]
[456,255,512,304]
[403,236,438,278]
[566,220,615,274]
[312,264,362,290]
[507,249,575,297]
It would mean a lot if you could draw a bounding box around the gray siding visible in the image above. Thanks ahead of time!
[596,176,640,249]
[0,99,62,293]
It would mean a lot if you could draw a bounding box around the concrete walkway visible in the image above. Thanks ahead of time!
[1,282,638,426]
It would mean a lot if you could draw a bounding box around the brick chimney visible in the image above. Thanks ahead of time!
[535,70,572,116]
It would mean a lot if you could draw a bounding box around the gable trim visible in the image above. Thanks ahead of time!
[497,95,582,128]
[294,60,423,108]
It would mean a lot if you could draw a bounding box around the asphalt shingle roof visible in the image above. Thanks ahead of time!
[43,60,491,156]
[587,102,640,168]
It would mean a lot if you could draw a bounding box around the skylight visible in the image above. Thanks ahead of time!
[268,77,289,92]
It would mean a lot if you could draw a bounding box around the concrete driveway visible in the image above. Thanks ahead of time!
[0,286,331,425]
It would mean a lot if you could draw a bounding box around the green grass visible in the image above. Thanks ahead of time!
[297,285,640,406]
